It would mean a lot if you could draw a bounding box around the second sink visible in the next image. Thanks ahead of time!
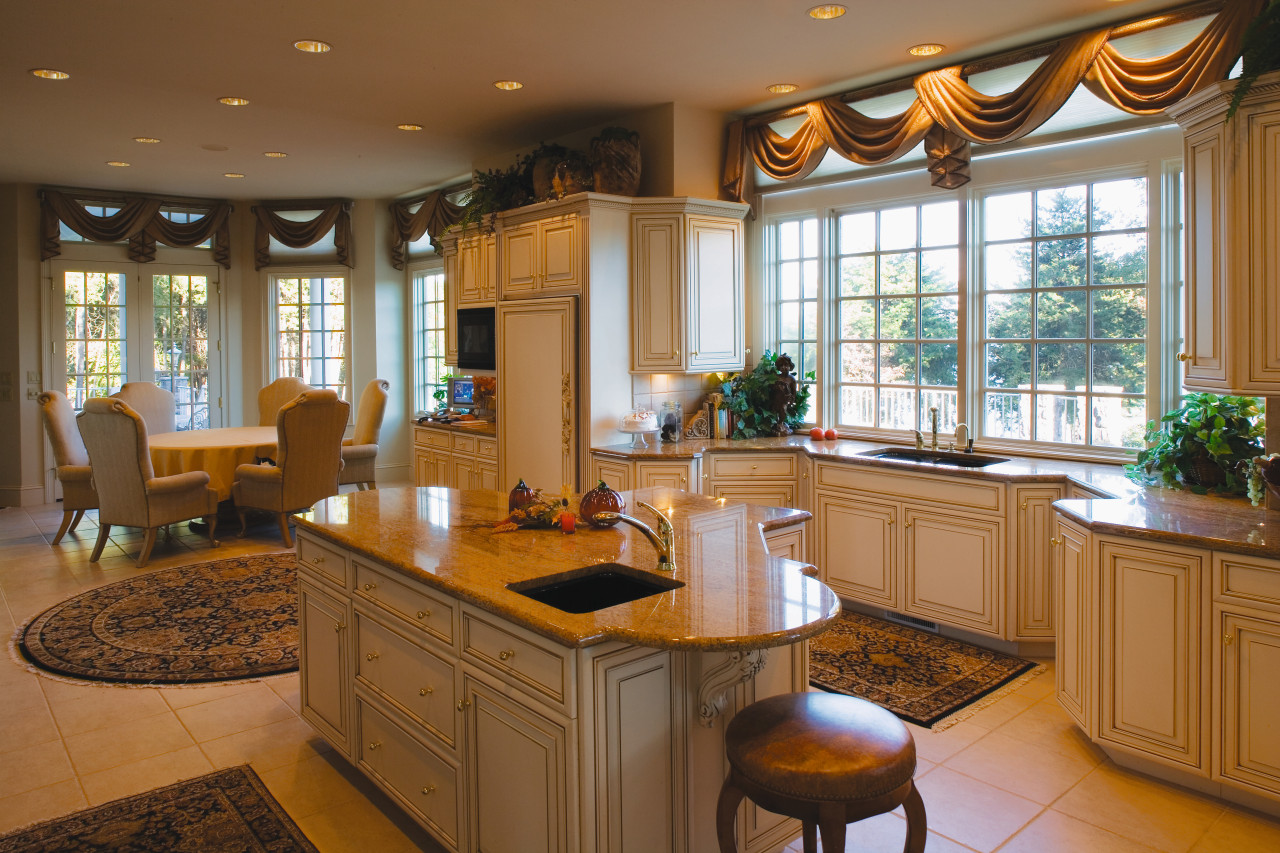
[508,563,684,614]
[860,447,1010,468]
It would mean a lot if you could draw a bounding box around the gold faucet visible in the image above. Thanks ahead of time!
[589,501,677,572]
[928,406,939,451]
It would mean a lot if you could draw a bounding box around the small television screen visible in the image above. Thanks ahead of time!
[449,376,475,408]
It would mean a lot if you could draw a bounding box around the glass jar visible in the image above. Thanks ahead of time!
[660,401,683,443]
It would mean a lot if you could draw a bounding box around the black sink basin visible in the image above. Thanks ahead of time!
[508,563,684,614]
[860,447,1010,468]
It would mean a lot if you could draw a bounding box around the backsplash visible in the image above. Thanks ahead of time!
[629,373,723,428]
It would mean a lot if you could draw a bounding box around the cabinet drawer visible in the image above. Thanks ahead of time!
[414,427,451,450]
[297,535,347,587]
[1215,553,1280,611]
[358,699,460,848]
[815,461,1004,513]
[451,434,477,455]
[356,612,459,750]
[476,437,498,459]
[462,607,571,711]
[707,453,796,478]
[354,561,456,649]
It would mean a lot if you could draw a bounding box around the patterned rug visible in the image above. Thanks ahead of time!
[809,610,1044,730]
[17,552,299,684]
[0,766,317,852]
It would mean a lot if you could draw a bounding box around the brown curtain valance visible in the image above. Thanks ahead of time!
[722,0,1264,200]
[389,190,464,270]
[40,189,232,268]
[252,200,353,270]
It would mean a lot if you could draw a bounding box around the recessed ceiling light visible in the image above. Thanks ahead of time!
[133,136,161,144]
[30,68,70,80]
[807,5,846,19]
[217,96,250,106]
[767,83,799,94]
[106,161,130,167]
[908,43,945,57]
[493,80,523,91]
[263,151,288,158]
[397,123,424,131]
[293,39,332,53]
[223,172,245,178]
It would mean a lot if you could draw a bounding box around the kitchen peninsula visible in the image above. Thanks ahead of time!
[292,486,839,853]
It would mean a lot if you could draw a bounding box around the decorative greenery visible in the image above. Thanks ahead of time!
[455,156,534,232]
[1124,393,1265,495]
[1227,0,1280,120]
[722,350,814,439]
[1243,453,1280,506]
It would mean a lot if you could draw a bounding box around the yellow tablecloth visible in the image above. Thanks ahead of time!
[149,426,278,502]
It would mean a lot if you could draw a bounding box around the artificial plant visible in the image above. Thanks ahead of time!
[722,350,813,439]
[1124,393,1265,495]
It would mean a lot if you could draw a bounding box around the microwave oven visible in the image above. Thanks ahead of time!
[456,306,495,370]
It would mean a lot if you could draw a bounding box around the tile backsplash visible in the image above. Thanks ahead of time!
[628,373,725,426]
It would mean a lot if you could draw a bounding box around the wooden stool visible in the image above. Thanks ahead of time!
[716,692,926,853]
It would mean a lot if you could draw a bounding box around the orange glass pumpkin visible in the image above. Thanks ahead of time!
[579,480,625,527]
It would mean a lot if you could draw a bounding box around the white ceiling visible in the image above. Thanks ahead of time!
[0,0,1185,201]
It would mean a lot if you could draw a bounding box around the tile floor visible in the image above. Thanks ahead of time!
[3,499,1280,852]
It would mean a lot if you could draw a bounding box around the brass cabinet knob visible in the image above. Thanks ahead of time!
[1224,635,1234,645]
[904,520,913,529]
[1020,500,1028,510]
[362,582,377,591]
[368,741,382,750]
[457,698,471,711]
[416,610,430,620]
[887,518,895,526]
[1176,352,1191,362]
[751,465,758,470]
[692,351,699,357]
[421,785,437,796]
[419,686,434,696]
[312,555,324,564]
[498,649,516,661]
[334,623,345,633]
[365,652,379,661]
[1049,536,1063,546]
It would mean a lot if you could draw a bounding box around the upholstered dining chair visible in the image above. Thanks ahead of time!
[340,378,389,490]
[232,388,349,547]
[37,390,98,544]
[76,397,219,567]
[113,381,177,435]
[257,376,312,426]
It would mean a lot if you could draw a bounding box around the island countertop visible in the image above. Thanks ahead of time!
[293,486,840,652]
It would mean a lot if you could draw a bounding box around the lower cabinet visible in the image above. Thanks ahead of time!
[298,579,353,754]
[1054,516,1094,734]
[588,453,699,493]
[414,425,498,490]
[703,451,802,509]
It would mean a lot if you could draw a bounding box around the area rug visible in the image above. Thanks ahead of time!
[0,765,317,852]
[809,610,1044,730]
[17,552,299,684]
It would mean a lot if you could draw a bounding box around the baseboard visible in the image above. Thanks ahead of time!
[0,484,50,508]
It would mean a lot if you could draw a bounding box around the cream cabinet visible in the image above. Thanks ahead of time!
[298,579,353,754]
[588,453,700,494]
[702,451,802,509]
[1010,485,1064,640]
[441,229,497,366]
[413,425,497,490]
[499,211,581,298]
[630,199,750,373]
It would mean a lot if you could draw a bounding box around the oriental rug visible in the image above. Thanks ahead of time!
[17,552,299,684]
[808,610,1044,730]
[0,766,318,853]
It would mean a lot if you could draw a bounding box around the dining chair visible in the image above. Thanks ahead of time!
[113,381,177,435]
[76,397,219,567]
[232,388,349,546]
[340,378,390,490]
[257,376,312,426]
[37,390,98,544]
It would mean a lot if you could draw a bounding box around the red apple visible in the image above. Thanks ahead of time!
[824,428,838,441]
[809,427,825,440]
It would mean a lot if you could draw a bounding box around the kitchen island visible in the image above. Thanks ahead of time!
[292,486,839,853]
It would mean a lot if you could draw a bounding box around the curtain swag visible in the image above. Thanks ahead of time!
[40,189,232,268]
[252,201,353,271]
[721,0,1264,200]
[388,191,465,270]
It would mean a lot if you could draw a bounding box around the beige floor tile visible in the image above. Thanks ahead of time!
[1188,808,1280,852]
[994,697,1106,761]
[79,745,214,806]
[1052,762,1225,853]
[911,765,1043,851]
[258,752,368,819]
[998,809,1164,852]
[159,679,263,710]
[294,789,450,853]
[945,729,1101,805]
[267,674,303,713]
[200,715,332,773]
[0,779,88,836]
[780,808,978,853]
[0,738,76,799]
[63,711,195,776]
[960,688,1039,731]
[174,682,295,742]
[0,695,60,756]
[46,685,171,737]
[907,720,989,764]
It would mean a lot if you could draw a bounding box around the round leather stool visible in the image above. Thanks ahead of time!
[716,692,926,853]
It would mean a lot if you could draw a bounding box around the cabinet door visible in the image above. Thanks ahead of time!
[539,217,580,291]
[635,459,696,491]
[456,234,490,305]
[631,216,683,371]
[476,458,499,491]
[299,579,352,755]
[1181,124,1228,386]
[1055,516,1094,734]
[464,674,570,853]
[1098,540,1207,770]
[417,449,450,489]
[449,455,476,491]
[905,507,1002,635]
[501,222,540,296]
[1011,485,1063,638]
[1217,609,1280,797]
[705,482,794,509]
[590,455,632,492]
[443,244,460,365]
[816,490,897,608]
[686,216,744,372]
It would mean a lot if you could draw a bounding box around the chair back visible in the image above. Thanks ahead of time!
[276,389,350,509]
[77,397,153,528]
[352,378,390,446]
[258,377,312,426]
[113,382,176,435]
[37,390,89,468]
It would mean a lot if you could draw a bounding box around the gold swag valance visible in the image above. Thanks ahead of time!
[252,200,353,270]
[722,0,1263,199]
[389,190,464,270]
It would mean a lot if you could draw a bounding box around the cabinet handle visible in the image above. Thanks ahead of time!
[702,474,708,480]
[887,518,894,526]
[692,351,699,357]
[680,477,687,484]
[334,622,345,632]
[312,555,325,564]
[419,686,434,696]
[1224,635,1234,645]
[421,785,437,796]
[368,741,382,750]
[1176,352,1191,362]
[1020,500,1027,510]
[1049,536,1063,546]
[498,649,517,661]
[751,465,758,470]
[416,610,431,620]
[366,652,380,661]
[457,699,471,711]
[802,471,808,479]
[904,520,913,529]
[363,582,377,592]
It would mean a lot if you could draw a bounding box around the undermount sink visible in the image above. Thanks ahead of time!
[859,447,1010,468]
[508,563,685,614]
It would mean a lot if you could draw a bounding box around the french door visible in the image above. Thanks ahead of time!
[49,261,224,430]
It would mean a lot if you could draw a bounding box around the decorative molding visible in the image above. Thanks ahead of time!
[697,649,768,727]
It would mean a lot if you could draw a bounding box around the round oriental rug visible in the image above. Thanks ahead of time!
[17,552,299,684]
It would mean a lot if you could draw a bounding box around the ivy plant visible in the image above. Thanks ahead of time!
[722,350,813,439]
[1124,393,1265,495]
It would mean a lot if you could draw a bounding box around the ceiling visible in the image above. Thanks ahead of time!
[0,0,1186,201]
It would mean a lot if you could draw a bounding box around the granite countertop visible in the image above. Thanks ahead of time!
[413,418,496,437]
[294,486,840,651]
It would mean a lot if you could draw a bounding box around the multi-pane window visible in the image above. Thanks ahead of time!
[152,273,210,430]
[412,268,448,412]
[776,218,819,407]
[835,201,960,433]
[980,178,1148,448]
[272,275,347,399]
[63,271,127,408]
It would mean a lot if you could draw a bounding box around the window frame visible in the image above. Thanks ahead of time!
[265,265,351,404]
[408,258,448,414]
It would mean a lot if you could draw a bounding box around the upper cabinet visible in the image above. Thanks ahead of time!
[499,210,582,298]
[440,228,496,366]
[630,198,750,374]
[1166,71,1280,394]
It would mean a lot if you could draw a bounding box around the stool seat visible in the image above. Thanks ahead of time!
[717,692,926,853]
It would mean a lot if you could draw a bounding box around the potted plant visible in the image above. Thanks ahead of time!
[455,158,534,232]
[1227,0,1280,119]
[722,350,813,439]
[1124,393,1265,495]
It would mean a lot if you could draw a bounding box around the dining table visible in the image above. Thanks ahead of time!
[149,426,278,502]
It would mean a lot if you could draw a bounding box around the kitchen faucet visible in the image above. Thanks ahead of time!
[928,406,939,451]
[589,501,677,572]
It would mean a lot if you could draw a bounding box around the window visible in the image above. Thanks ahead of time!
[152,273,212,430]
[62,270,127,409]
[271,273,347,399]
[412,266,448,412]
